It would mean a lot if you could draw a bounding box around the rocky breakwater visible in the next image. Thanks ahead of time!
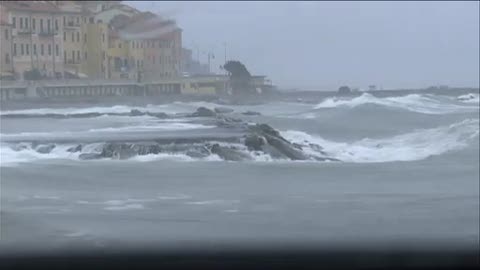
[13,106,339,162]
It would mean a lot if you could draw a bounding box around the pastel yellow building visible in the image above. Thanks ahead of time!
[0,1,65,79]
[84,22,109,79]
[0,13,14,79]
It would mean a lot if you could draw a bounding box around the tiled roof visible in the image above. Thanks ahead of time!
[0,1,61,13]
[119,12,181,37]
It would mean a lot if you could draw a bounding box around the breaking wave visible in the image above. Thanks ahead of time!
[313,93,479,114]
[457,93,480,104]
[282,119,479,163]
[0,102,226,117]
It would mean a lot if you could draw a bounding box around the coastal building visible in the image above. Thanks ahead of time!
[0,1,182,82]
[56,1,89,78]
[84,21,109,79]
[0,15,14,79]
[0,1,65,79]
[103,11,182,81]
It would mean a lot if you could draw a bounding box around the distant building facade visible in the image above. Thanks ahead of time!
[0,1,65,79]
[0,1,182,81]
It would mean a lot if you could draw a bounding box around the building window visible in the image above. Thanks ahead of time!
[40,19,43,32]
[84,33,86,43]
[4,29,8,40]
[20,44,24,55]
[56,44,59,56]
[47,19,51,31]
[48,44,51,56]
[63,31,66,41]
[76,32,80,42]
[33,44,37,55]
[25,17,29,29]
[76,17,79,24]
[40,44,44,55]
[71,50,75,62]
[19,17,23,29]
[64,51,66,63]
[55,19,58,31]
[32,18,36,30]
[63,16,66,27]
[102,51,106,60]
[77,50,80,61]
[26,44,29,55]
[102,33,105,43]
[13,43,17,56]
[5,53,10,64]
[71,32,74,42]
[89,17,94,23]
[118,43,121,49]
[12,17,16,28]
[84,51,87,60]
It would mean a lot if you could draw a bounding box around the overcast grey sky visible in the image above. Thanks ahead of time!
[126,1,479,90]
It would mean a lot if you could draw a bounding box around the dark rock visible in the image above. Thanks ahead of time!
[100,143,132,158]
[112,148,137,160]
[35,144,56,154]
[216,116,245,128]
[262,133,309,160]
[67,144,82,153]
[79,153,103,160]
[130,109,145,116]
[248,123,308,160]
[242,111,262,116]
[312,156,341,162]
[214,107,234,114]
[128,143,161,155]
[249,123,283,140]
[210,143,252,161]
[191,107,216,117]
[69,112,103,118]
[338,86,351,95]
[292,143,303,150]
[244,134,266,151]
[185,146,211,158]
[146,112,169,118]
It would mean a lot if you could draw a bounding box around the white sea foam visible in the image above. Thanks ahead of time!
[185,200,240,205]
[0,122,214,140]
[314,93,478,114]
[282,119,479,163]
[457,93,480,104]
[0,102,221,116]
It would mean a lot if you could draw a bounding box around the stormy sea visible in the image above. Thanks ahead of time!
[0,90,479,253]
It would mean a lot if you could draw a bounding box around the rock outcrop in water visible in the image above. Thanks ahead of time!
[246,124,309,160]
[214,107,234,114]
[35,144,56,154]
[13,107,339,163]
[190,107,217,117]
[242,111,262,116]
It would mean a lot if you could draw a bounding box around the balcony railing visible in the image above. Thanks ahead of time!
[17,29,32,35]
[66,59,80,65]
[38,30,56,37]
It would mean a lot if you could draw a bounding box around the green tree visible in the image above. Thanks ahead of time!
[223,60,254,95]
